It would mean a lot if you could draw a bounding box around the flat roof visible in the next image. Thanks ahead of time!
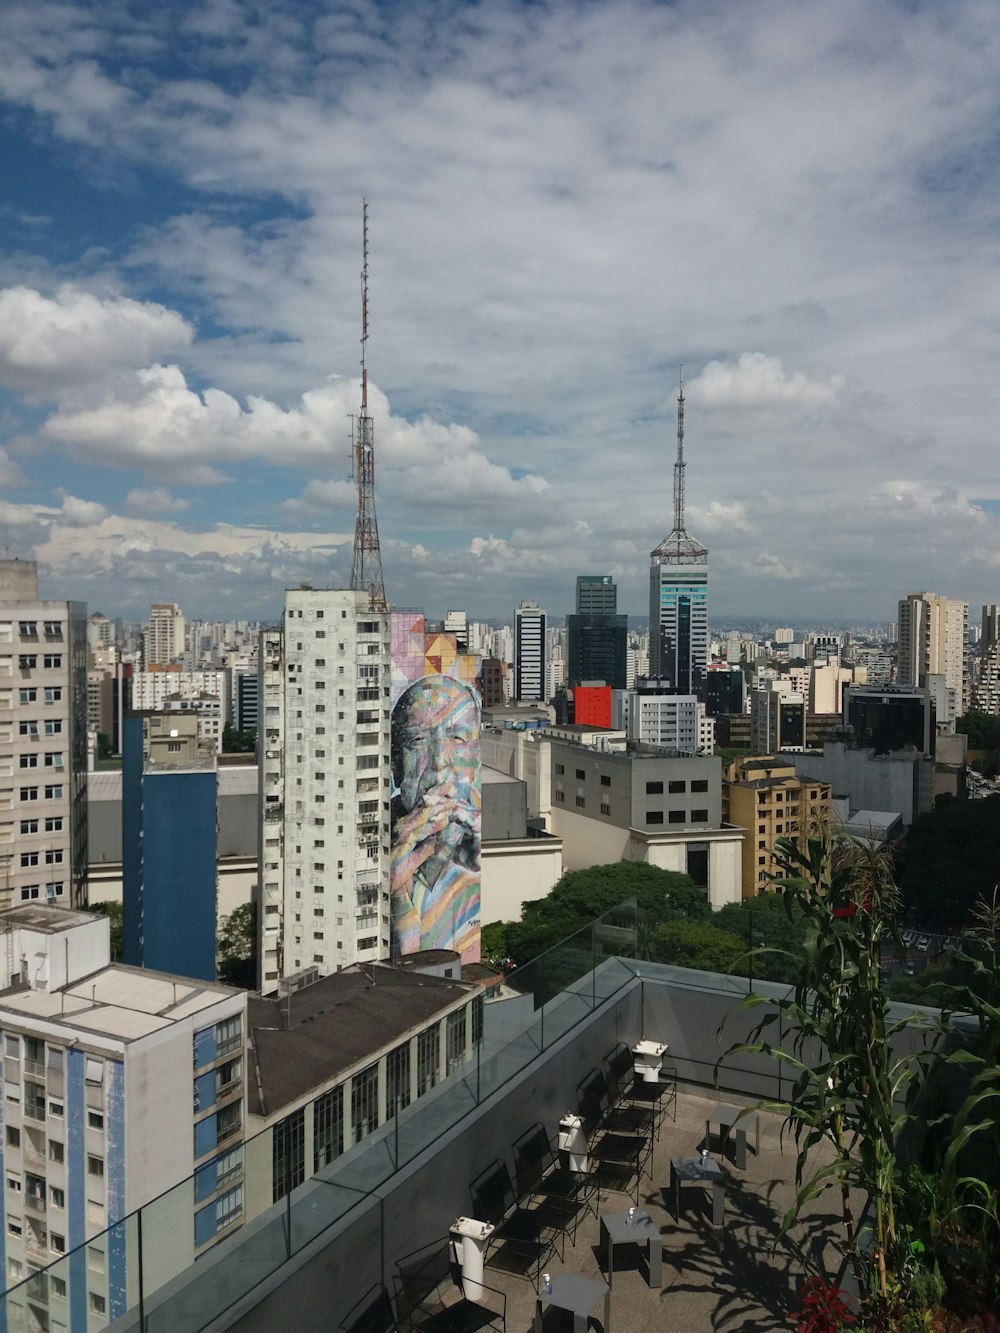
[249,965,474,1116]
[0,905,97,934]
[88,767,259,800]
[481,766,521,785]
[0,966,239,1044]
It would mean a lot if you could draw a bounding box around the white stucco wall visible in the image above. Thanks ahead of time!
[480,838,563,923]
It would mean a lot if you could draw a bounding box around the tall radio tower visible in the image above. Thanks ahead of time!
[350,199,387,611]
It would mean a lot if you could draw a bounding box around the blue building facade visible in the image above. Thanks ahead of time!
[122,715,218,982]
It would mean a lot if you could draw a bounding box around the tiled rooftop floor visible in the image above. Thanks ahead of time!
[477,1087,859,1333]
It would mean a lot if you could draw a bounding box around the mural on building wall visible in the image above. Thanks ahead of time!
[390,613,481,962]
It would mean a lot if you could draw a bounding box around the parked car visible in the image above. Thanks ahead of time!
[901,930,916,948]
[917,934,931,952]
[903,960,918,976]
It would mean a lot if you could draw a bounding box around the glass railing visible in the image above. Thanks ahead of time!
[0,901,640,1332]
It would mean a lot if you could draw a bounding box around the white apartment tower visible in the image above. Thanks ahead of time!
[514,602,547,703]
[897,592,968,711]
[0,560,88,912]
[143,603,185,669]
[259,588,392,991]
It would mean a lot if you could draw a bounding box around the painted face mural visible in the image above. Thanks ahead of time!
[390,676,481,961]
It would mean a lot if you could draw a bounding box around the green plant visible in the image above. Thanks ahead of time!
[723,832,937,1322]
[790,1275,856,1331]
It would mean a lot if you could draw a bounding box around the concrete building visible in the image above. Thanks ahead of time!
[143,604,185,669]
[0,560,88,913]
[897,592,968,711]
[723,756,832,895]
[514,602,546,702]
[122,714,218,982]
[258,589,392,992]
[234,671,259,732]
[547,738,741,906]
[0,905,246,1326]
[243,962,483,1215]
[443,611,468,645]
[843,683,935,755]
[130,668,228,726]
[567,577,626,689]
[613,683,714,756]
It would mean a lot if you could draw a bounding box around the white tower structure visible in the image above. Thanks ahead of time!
[649,370,709,694]
[258,588,391,991]
[514,602,547,702]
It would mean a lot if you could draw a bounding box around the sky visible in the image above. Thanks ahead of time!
[0,0,998,625]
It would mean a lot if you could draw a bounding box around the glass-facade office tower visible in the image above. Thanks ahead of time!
[567,575,627,688]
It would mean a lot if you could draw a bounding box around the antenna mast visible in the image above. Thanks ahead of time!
[673,364,685,534]
[350,199,387,611]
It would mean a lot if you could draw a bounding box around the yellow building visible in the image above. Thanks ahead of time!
[722,755,832,897]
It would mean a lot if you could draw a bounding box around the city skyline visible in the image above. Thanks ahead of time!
[1,1,999,622]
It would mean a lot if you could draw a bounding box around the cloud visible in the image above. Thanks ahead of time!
[55,490,108,527]
[0,285,192,396]
[689,353,845,411]
[124,487,191,515]
[281,478,356,517]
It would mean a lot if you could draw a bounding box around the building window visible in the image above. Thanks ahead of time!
[20,852,38,867]
[44,785,63,800]
[691,809,708,821]
[18,621,38,637]
[44,720,62,735]
[87,1155,104,1178]
[48,1140,63,1163]
[216,1015,242,1055]
[87,1111,104,1131]
[44,688,62,704]
[446,1010,467,1074]
[575,796,585,808]
[19,755,38,769]
[51,1232,66,1254]
[472,995,484,1046]
[385,1044,410,1118]
[575,768,585,780]
[5,1127,19,1148]
[90,1292,107,1316]
[19,820,38,835]
[600,775,611,787]
[645,811,664,825]
[43,655,62,669]
[44,817,63,833]
[216,1101,241,1144]
[554,790,565,803]
[554,763,564,775]
[51,1275,66,1298]
[600,800,611,816]
[43,621,62,638]
[668,810,685,824]
[645,781,663,795]
[216,1184,243,1230]
[313,1086,344,1170]
[417,1028,439,1096]
[759,856,766,865]
[18,721,38,736]
[20,787,38,801]
[19,688,36,703]
[692,779,709,793]
[50,1187,64,1209]
[668,780,686,794]
[272,1107,305,1202]
[45,850,63,865]
[351,1065,379,1145]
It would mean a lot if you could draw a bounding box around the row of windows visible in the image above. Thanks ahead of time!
[646,779,709,795]
[18,720,62,735]
[18,752,64,769]
[17,622,63,638]
[17,655,62,670]
[19,883,64,901]
[19,850,63,866]
[17,687,62,704]
[18,786,64,802]
[646,809,709,825]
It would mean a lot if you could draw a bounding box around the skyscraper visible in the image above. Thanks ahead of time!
[896,592,968,711]
[566,574,627,688]
[514,601,547,702]
[649,371,708,694]
[0,559,88,911]
[144,603,185,668]
[258,589,392,991]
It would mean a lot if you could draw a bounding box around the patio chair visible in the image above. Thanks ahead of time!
[469,1157,561,1284]
[631,1055,678,1127]
[602,1043,659,1138]
[512,1121,597,1247]
[340,1284,399,1333]
[394,1237,506,1332]
[577,1068,654,1205]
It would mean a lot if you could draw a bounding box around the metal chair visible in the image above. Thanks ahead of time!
[469,1157,560,1284]
[340,1284,399,1333]
[577,1068,653,1206]
[602,1043,659,1138]
[512,1121,597,1247]
[394,1237,506,1332]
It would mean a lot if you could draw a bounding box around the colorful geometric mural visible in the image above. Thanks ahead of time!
[390,613,482,963]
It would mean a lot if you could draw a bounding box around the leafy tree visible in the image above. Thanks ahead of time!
[646,919,744,973]
[716,892,809,984]
[956,710,1000,751]
[895,795,1000,928]
[480,922,511,967]
[222,724,257,754]
[504,863,704,966]
[89,900,123,960]
[218,902,257,988]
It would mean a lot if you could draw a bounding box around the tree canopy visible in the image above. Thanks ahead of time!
[502,863,706,966]
[895,794,1000,928]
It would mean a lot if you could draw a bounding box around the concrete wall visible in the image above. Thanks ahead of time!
[481,772,526,840]
[88,770,257,863]
[549,806,631,869]
[87,857,255,922]
[481,836,563,922]
[783,743,922,825]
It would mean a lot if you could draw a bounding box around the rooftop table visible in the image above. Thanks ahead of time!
[535,1272,611,1333]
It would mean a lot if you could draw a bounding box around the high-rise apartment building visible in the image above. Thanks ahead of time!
[0,560,88,912]
[981,604,1000,654]
[143,604,185,668]
[896,592,968,710]
[723,756,832,894]
[0,904,246,1324]
[258,588,392,992]
[514,602,547,702]
[649,374,708,693]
